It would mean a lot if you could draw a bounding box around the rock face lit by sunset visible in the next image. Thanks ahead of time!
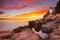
[0,0,58,21]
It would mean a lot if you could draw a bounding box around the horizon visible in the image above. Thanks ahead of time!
[0,0,59,31]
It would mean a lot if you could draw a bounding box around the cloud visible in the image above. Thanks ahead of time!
[0,0,57,10]
[0,0,37,10]
[20,0,37,4]
[42,0,49,1]
[0,11,5,15]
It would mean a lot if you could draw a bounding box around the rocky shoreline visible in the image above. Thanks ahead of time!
[0,13,60,40]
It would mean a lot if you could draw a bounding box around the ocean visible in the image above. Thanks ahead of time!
[0,20,28,31]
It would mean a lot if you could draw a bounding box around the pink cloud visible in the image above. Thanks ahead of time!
[43,0,48,1]
[20,0,37,4]
[0,11,5,15]
[0,0,37,10]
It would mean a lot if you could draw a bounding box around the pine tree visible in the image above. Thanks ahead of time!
[55,0,60,13]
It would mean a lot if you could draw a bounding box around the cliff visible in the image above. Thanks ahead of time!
[0,13,60,40]
[41,13,60,40]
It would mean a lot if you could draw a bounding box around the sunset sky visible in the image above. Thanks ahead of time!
[0,0,58,21]
[0,0,59,31]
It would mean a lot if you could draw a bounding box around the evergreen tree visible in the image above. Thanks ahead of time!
[55,0,60,13]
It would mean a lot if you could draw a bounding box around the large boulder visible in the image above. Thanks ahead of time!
[11,28,40,40]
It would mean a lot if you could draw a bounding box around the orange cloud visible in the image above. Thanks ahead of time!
[0,10,48,21]
[13,10,48,21]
